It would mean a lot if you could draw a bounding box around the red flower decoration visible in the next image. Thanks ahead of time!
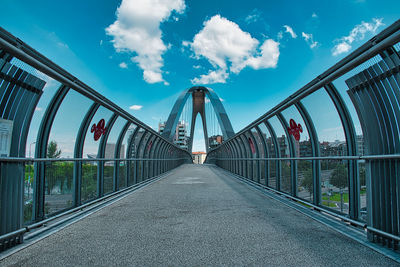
[91,119,107,141]
[287,119,302,141]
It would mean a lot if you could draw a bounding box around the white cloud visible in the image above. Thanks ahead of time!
[189,15,280,85]
[283,25,297,38]
[106,0,185,84]
[302,32,319,49]
[191,69,229,85]
[245,9,261,24]
[332,18,384,56]
[129,105,143,110]
[312,12,318,18]
[193,65,202,69]
[238,39,279,71]
[100,40,103,46]
[332,42,351,55]
[119,62,128,69]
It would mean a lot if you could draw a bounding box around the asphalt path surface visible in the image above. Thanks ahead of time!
[1,164,398,266]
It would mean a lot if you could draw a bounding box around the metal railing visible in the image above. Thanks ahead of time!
[0,26,193,252]
[206,19,400,250]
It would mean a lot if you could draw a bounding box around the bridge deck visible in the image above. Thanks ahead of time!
[1,164,397,266]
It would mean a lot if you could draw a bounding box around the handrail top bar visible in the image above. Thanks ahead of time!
[0,27,190,156]
[0,157,190,163]
[209,153,400,160]
[209,19,400,153]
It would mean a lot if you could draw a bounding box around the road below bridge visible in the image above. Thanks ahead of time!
[1,164,397,266]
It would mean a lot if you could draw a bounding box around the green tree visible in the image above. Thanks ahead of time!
[330,163,348,189]
[300,168,313,199]
[46,141,62,194]
[47,140,61,158]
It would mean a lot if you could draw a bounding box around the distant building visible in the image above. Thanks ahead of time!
[192,151,206,164]
[277,135,290,157]
[159,121,189,150]
[209,135,223,149]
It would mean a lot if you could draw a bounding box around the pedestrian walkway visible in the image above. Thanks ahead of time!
[0,164,397,266]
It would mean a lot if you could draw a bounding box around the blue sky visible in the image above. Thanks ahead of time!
[1,0,399,154]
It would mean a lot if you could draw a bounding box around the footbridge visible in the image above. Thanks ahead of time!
[1,20,400,265]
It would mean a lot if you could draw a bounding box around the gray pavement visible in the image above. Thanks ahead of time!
[1,164,398,266]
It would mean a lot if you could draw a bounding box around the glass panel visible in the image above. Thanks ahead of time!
[48,90,92,158]
[103,117,127,194]
[123,124,136,159]
[359,160,367,221]
[138,132,151,182]
[104,160,113,195]
[331,56,381,156]
[105,117,127,159]
[24,160,34,224]
[258,123,277,189]
[268,116,291,193]
[237,136,248,178]
[118,160,127,189]
[25,77,60,157]
[252,127,264,184]
[297,160,313,202]
[81,160,98,203]
[244,131,256,181]
[281,105,312,201]
[118,123,134,189]
[321,159,349,214]
[82,106,113,158]
[44,160,73,215]
[302,89,347,156]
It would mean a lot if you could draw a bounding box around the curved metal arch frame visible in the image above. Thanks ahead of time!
[242,132,253,180]
[295,101,321,205]
[255,125,270,186]
[97,113,118,197]
[239,135,250,178]
[227,142,236,173]
[142,133,157,180]
[136,131,150,183]
[114,121,131,191]
[264,120,281,190]
[148,137,161,178]
[234,138,244,176]
[277,113,297,196]
[249,127,262,183]
[33,85,69,221]
[325,83,359,219]
[126,126,141,186]
[230,138,243,176]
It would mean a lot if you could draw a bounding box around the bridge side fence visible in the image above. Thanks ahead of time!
[206,20,400,250]
[0,27,192,251]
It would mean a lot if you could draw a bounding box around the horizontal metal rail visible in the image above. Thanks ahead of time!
[211,153,400,161]
[0,157,190,163]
